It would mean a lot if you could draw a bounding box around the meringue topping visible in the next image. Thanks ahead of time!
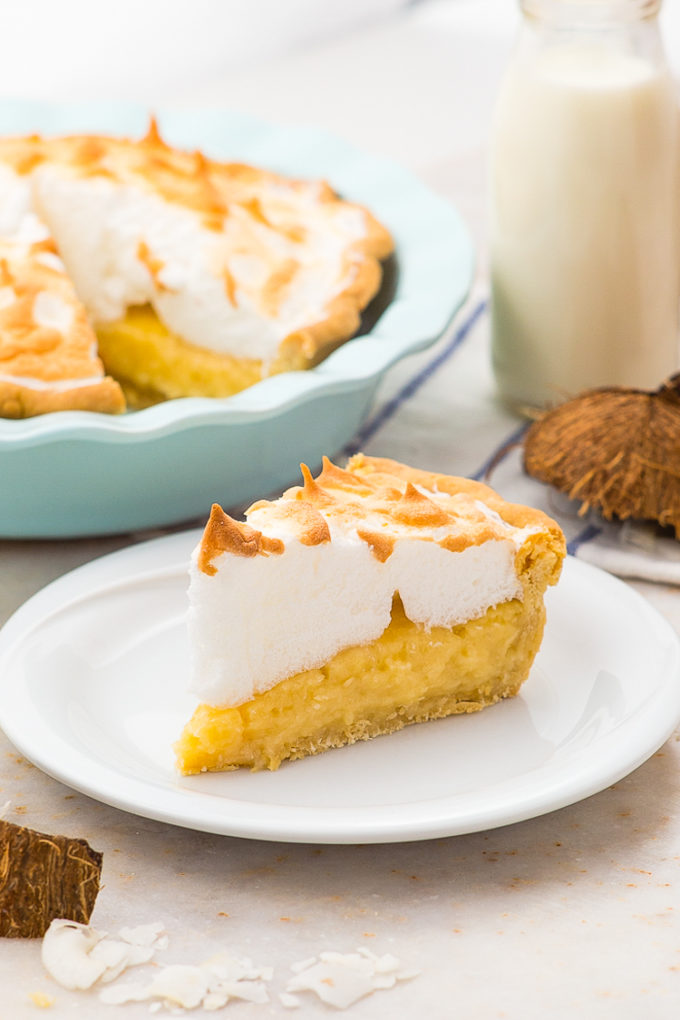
[188,455,561,708]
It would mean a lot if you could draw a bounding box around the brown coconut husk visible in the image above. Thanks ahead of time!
[0,819,102,938]
[523,374,680,537]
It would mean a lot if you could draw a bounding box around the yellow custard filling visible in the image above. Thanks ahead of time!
[175,588,548,774]
[94,305,266,406]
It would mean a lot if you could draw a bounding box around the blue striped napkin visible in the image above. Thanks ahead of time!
[342,293,680,586]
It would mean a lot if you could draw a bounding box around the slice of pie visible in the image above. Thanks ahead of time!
[0,214,124,417]
[0,122,393,410]
[176,454,565,773]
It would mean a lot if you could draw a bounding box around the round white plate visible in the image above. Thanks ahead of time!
[1,532,679,844]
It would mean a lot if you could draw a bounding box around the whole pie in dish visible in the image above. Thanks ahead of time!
[176,454,566,773]
[0,120,394,415]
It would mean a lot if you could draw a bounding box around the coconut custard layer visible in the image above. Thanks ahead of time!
[94,305,264,406]
[176,585,548,774]
[94,301,345,407]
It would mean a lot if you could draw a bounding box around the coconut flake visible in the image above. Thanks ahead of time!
[98,978,151,1006]
[96,938,158,984]
[279,990,302,1008]
[41,920,109,990]
[99,953,270,1011]
[286,948,419,1009]
[41,919,164,991]
[290,955,317,974]
[118,921,168,949]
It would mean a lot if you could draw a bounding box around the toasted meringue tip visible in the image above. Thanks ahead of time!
[193,149,209,173]
[143,114,166,149]
[200,503,286,574]
[317,456,373,494]
[402,481,420,499]
[293,462,335,509]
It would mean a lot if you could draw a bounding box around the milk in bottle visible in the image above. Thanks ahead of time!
[490,0,680,412]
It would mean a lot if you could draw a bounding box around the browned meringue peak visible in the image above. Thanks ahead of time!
[315,455,376,495]
[198,504,285,575]
[298,462,337,507]
[247,489,331,546]
[355,528,397,563]
[283,501,332,546]
[392,482,452,527]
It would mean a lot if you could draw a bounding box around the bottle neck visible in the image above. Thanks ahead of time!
[516,0,668,68]
[520,0,662,25]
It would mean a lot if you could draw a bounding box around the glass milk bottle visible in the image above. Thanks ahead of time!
[489,0,680,412]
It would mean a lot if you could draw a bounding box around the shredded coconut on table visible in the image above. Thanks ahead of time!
[40,919,418,1012]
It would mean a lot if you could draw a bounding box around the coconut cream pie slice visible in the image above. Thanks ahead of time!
[0,122,393,407]
[0,214,124,417]
[176,454,565,774]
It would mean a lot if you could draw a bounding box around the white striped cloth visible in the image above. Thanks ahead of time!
[341,291,680,586]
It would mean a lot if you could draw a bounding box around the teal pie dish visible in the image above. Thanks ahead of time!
[0,103,474,537]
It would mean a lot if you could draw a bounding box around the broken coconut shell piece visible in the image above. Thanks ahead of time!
[523,374,680,537]
[0,819,102,938]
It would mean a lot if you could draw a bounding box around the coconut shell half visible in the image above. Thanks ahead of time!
[523,374,680,537]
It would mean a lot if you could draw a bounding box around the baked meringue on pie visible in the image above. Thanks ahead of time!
[0,121,393,412]
[176,454,566,774]
[0,213,124,417]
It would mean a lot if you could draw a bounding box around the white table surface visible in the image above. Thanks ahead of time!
[2,2,680,1016]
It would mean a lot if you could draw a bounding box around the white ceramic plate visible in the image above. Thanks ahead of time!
[1,532,679,844]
